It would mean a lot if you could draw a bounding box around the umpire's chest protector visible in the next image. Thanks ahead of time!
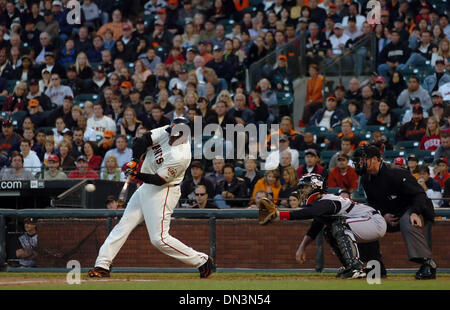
[361,163,420,216]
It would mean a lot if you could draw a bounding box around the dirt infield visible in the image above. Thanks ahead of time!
[0,273,449,290]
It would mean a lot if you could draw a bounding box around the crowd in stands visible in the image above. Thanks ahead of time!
[0,0,449,209]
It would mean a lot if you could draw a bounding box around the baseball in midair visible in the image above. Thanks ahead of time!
[85,184,96,192]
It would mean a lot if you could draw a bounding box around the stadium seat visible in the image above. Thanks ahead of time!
[320,150,336,164]
[75,94,100,106]
[10,111,27,128]
[305,126,328,135]
[6,80,19,94]
[382,150,406,162]
[276,91,294,106]
[327,188,341,194]
[364,125,388,133]
[395,140,420,150]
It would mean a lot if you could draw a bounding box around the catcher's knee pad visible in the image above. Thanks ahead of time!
[330,218,363,270]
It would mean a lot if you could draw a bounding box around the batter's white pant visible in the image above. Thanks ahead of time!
[345,213,387,243]
[95,184,208,270]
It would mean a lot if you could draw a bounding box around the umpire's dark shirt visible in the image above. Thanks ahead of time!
[360,162,435,222]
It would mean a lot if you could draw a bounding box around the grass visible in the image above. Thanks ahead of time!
[0,273,449,290]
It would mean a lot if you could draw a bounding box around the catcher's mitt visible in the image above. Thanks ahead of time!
[258,198,279,225]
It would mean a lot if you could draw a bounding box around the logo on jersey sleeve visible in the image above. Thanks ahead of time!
[167,167,177,177]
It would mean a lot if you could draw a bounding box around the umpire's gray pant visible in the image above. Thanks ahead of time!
[388,209,433,261]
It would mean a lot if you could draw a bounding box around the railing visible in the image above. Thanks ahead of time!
[0,208,449,273]
[247,35,305,90]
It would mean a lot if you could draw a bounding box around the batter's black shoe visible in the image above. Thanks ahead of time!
[199,257,215,279]
[415,259,437,280]
[88,266,110,278]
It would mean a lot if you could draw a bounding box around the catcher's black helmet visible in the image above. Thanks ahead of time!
[298,173,325,205]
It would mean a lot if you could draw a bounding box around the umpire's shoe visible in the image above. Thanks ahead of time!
[199,257,215,279]
[415,258,437,280]
[88,266,110,278]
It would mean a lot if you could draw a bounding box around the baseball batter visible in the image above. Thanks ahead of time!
[260,173,387,278]
[88,118,214,278]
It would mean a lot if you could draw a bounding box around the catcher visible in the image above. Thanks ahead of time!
[258,173,387,279]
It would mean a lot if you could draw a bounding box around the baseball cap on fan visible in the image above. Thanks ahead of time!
[394,156,405,166]
[48,154,59,162]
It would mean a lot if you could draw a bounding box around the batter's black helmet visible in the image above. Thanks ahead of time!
[166,117,190,136]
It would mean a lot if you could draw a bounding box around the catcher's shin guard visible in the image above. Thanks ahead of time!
[330,218,365,273]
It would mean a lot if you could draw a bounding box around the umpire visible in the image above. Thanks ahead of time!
[353,144,437,279]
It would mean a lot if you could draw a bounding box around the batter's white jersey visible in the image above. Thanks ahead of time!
[140,125,192,186]
[94,125,208,270]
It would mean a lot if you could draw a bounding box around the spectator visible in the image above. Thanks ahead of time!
[407,153,420,179]
[100,154,126,181]
[270,54,293,94]
[428,92,445,127]
[397,31,437,73]
[97,129,115,159]
[26,79,52,111]
[214,164,248,208]
[50,95,76,129]
[328,153,359,193]
[83,141,102,171]
[105,195,124,210]
[327,23,350,61]
[297,148,328,181]
[329,117,360,151]
[303,63,324,125]
[265,134,299,170]
[298,131,321,155]
[57,139,75,171]
[329,137,355,170]
[42,154,67,180]
[287,190,301,209]
[44,73,73,107]
[423,58,450,95]
[2,81,28,113]
[68,155,99,179]
[227,92,255,126]
[87,103,117,137]
[96,9,130,41]
[368,99,400,130]
[52,116,67,147]
[252,169,282,203]
[304,22,331,68]
[20,139,41,176]
[43,136,56,166]
[434,131,450,163]
[309,95,346,132]
[144,104,171,130]
[0,151,33,180]
[77,115,97,142]
[377,30,411,79]
[205,157,225,186]
[101,134,132,170]
[420,116,442,151]
[120,107,144,138]
[279,166,299,207]
[434,157,450,190]
[345,100,367,132]
[394,156,407,169]
[417,164,442,208]
[360,84,379,122]
[397,104,428,141]
[386,71,407,108]
[64,65,85,97]
[181,160,215,200]
[188,184,219,209]
[206,44,234,84]
[397,76,433,113]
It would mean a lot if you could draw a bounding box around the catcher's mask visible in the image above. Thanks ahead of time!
[352,145,381,176]
[297,173,325,205]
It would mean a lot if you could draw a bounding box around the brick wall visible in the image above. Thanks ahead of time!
[35,219,450,269]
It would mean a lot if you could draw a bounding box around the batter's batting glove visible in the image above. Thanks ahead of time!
[125,160,138,179]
